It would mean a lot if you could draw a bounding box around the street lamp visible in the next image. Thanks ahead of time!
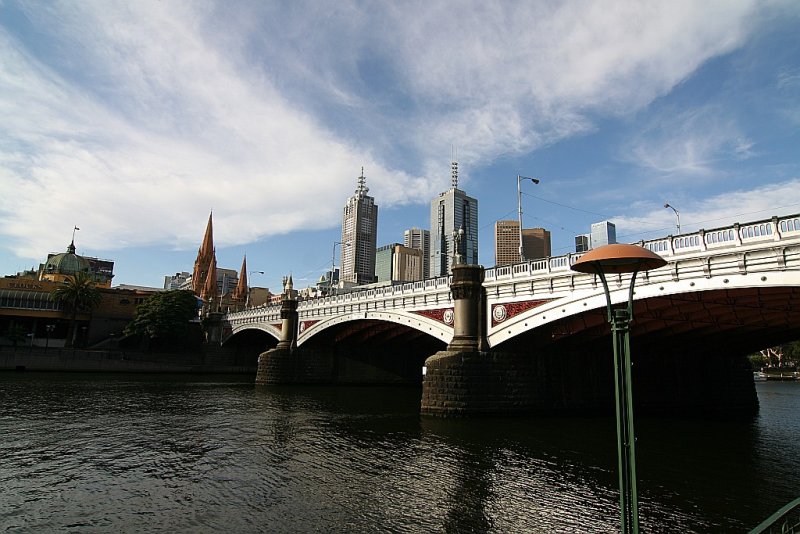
[517,175,540,262]
[571,244,666,534]
[331,241,351,295]
[664,203,681,235]
[451,227,465,266]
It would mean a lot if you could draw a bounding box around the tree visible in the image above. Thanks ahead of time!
[50,271,102,348]
[125,290,200,350]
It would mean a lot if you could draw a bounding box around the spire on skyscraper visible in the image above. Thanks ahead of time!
[356,167,369,197]
[450,145,459,189]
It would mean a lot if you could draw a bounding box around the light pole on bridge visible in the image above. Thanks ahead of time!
[517,175,540,262]
[571,244,666,534]
[664,202,681,235]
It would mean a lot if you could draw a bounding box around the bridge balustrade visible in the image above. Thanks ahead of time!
[779,217,800,233]
[673,234,702,252]
[705,229,736,248]
[740,221,774,242]
[549,256,571,271]
[644,239,670,254]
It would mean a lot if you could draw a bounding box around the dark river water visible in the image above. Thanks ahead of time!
[1,373,798,533]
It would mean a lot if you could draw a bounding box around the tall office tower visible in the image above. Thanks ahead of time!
[522,228,552,260]
[403,227,430,279]
[495,220,520,266]
[575,234,590,253]
[590,221,617,249]
[430,160,478,277]
[341,168,378,285]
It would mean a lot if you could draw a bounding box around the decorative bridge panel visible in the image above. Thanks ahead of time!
[411,308,455,326]
[491,299,551,326]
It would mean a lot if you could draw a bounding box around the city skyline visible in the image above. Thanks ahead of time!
[1,1,799,292]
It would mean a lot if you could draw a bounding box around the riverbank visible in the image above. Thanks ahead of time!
[0,346,256,374]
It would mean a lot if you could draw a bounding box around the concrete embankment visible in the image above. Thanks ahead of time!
[0,347,256,374]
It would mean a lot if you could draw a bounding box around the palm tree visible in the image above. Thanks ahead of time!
[50,271,102,348]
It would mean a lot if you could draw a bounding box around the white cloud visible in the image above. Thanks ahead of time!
[622,106,757,177]
[0,0,784,265]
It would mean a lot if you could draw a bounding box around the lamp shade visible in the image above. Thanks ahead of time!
[571,244,666,274]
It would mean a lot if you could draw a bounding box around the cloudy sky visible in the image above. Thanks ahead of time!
[1,0,798,291]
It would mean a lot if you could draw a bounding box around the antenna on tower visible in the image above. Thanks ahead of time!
[356,166,368,195]
[451,145,459,189]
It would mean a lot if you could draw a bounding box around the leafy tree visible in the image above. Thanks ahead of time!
[125,290,200,350]
[50,271,102,348]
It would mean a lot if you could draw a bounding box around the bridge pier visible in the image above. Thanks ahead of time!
[422,263,537,416]
[256,277,305,385]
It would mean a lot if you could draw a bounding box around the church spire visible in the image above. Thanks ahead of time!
[199,212,214,258]
[192,212,216,295]
[201,254,218,302]
[232,255,248,301]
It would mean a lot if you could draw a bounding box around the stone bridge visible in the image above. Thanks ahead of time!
[220,214,800,416]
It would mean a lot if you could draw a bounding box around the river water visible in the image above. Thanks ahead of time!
[1,373,798,533]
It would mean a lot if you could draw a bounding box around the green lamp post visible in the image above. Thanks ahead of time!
[571,244,666,534]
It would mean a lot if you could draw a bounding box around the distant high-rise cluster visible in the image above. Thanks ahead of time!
[332,158,480,291]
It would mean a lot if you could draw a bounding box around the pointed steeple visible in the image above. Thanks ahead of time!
[200,212,214,256]
[192,212,216,295]
[232,255,248,301]
[201,254,218,301]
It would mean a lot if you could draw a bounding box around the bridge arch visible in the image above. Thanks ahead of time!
[490,269,800,352]
[224,322,281,346]
[488,261,800,348]
[297,310,452,347]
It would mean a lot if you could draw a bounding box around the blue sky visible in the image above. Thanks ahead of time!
[1,1,798,292]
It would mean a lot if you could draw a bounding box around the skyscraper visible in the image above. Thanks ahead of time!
[590,221,617,248]
[403,227,430,279]
[522,227,551,260]
[430,161,478,277]
[375,243,423,282]
[495,221,551,265]
[494,220,520,266]
[341,168,378,285]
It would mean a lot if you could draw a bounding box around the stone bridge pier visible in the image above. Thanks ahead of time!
[420,263,541,416]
